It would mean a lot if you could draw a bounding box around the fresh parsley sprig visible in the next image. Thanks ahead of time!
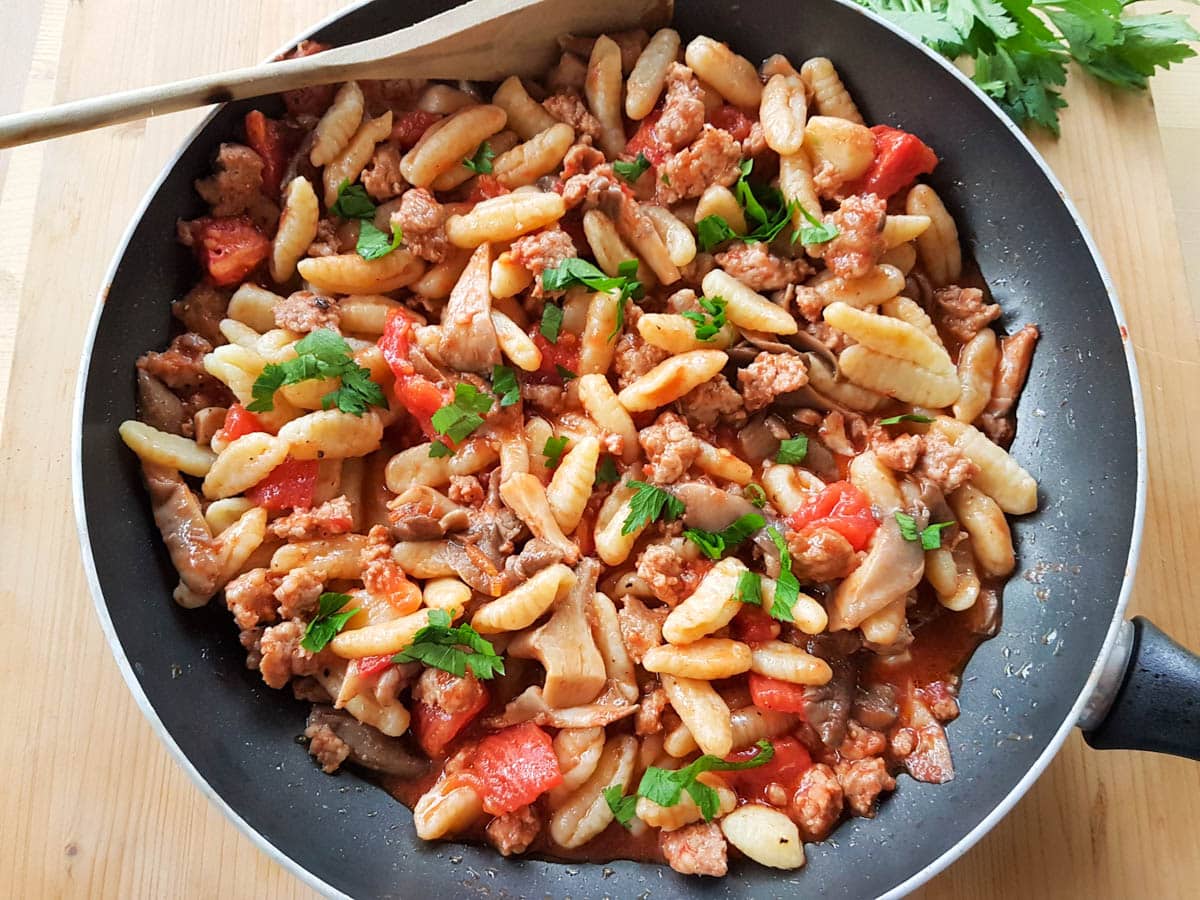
[798,206,839,245]
[491,365,520,407]
[540,302,564,343]
[682,296,728,342]
[330,180,376,219]
[621,481,685,535]
[463,141,495,174]
[329,179,405,260]
[684,513,766,560]
[878,413,934,425]
[606,740,777,826]
[765,526,801,622]
[248,329,388,417]
[776,435,809,465]
[543,435,570,469]
[594,456,620,486]
[696,160,801,251]
[430,382,494,444]
[392,608,505,679]
[541,258,645,343]
[854,0,1198,134]
[613,152,652,184]
[895,511,956,550]
[301,592,359,652]
[735,570,763,607]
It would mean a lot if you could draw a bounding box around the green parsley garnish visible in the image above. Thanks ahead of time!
[428,440,453,458]
[637,740,776,820]
[696,214,739,252]
[735,570,763,607]
[540,302,564,343]
[613,152,651,184]
[765,526,800,622]
[540,258,645,326]
[301,592,359,653]
[798,206,839,245]
[555,364,578,382]
[621,480,685,535]
[895,511,956,550]
[660,171,671,185]
[430,382,494,444]
[681,296,728,342]
[776,435,809,465]
[392,608,505,679]
[854,0,1198,134]
[357,219,404,260]
[594,455,620,486]
[737,160,799,245]
[248,329,388,417]
[491,364,520,407]
[463,141,495,174]
[604,784,639,828]
[743,483,768,508]
[543,435,570,469]
[878,413,935,425]
[330,180,377,219]
[684,513,766,560]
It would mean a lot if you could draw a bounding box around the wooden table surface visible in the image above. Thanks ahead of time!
[2,2,1197,897]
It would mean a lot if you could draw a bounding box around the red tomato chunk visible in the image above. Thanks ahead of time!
[378,310,452,441]
[390,110,443,149]
[470,723,563,815]
[749,673,810,715]
[732,605,780,644]
[848,125,938,199]
[213,403,265,444]
[623,109,672,165]
[786,480,878,551]
[188,216,270,286]
[413,681,489,758]
[352,655,396,678]
[708,104,753,142]
[245,457,319,511]
[243,110,290,198]
[723,736,813,802]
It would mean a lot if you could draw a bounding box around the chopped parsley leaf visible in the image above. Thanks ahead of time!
[637,741,775,820]
[248,329,387,417]
[798,206,839,244]
[736,570,763,607]
[463,141,495,174]
[743,483,768,508]
[540,302,564,343]
[301,592,358,652]
[776,435,809,465]
[491,364,520,407]
[604,785,639,828]
[621,480,685,535]
[681,295,727,341]
[878,413,934,425]
[356,219,404,260]
[428,440,453,458]
[594,455,620,486]
[430,382,494,444]
[392,608,505,679]
[684,513,766,560]
[330,180,376,219]
[613,152,651,184]
[765,526,800,622]
[543,435,570,469]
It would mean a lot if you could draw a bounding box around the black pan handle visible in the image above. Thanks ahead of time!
[1081,617,1200,760]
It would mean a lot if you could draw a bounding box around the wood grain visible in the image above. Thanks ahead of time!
[0,3,1196,898]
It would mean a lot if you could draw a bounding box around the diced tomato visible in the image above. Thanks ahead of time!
[708,104,754,142]
[786,480,878,551]
[412,680,489,758]
[732,605,780,643]
[187,216,270,286]
[466,173,510,203]
[749,673,811,715]
[245,457,319,510]
[623,108,672,165]
[530,331,580,384]
[378,309,451,440]
[243,110,289,198]
[351,655,396,678]
[213,402,265,445]
[846,125,938,199]
[391,110,443,149]
[723,736,813,802]
[470,723,563,815]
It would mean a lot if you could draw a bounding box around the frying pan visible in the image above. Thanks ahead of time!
[72,0,1200,896]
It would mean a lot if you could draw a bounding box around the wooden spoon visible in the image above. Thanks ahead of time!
[0,0,672,149]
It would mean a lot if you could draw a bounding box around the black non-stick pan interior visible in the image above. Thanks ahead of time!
[76,0,1139,896]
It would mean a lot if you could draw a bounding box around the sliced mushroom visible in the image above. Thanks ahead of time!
[442,539,507,596]
[136,369,187,435]
[438,242,500,372]
[142,462,220,596]
[901,695,955,784]
[388,485,470,541]
[806,352,886,413]
[737,413,789,465]
[827,515,925,631]
[499,473,579,564]
[484,685,639,729]
[794,631,861,749]
[672,482,762,532]
[508,559,607,707]
[306,706,429,777]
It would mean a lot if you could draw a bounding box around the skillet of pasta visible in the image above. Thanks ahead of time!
[118,27,1039,876]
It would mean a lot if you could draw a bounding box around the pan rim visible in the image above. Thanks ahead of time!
[69,1,1148,897]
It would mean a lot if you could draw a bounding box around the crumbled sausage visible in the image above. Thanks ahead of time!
[636,686,669,735]
[274,290,342,333]
[543,92,603,142]
[307,217,341,257]
[870,430,923,472]
[305,722,351,773]
[194,143,265,217]
[274,567,324,620]
[617,595,667,663]
[509,228,577,296]
[448,474,485,506]
[654,63,707,152]
[636,541,703,607]
[171,283,230,346]
[914,431,978,493]
[656,125,742,205]
[835,757,896,817]
[361,142,408,202]
[390,187,448,263]
[257,620,319,689]
[413,667,484,715]
[838,720,888,760]
[678,374,745,429]
[638,412,701,483]
[278,42,336,117]
[137,333,217,392]
[812,160,842,199]
[486,806,541,857]
[931,285,1001,344]
[791,763,844,841]
[659,822,728,877]
[786,526,860,582]
[613,330,669,389]
[224,568,281,630]
[714,242,811,292]
[270,497,355,540]
[560,163,626,211]
[559,142,607,181]
[738,351,809,412]
[741,120,768,159]
[818,194,887,279]
[523,383,566,418]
